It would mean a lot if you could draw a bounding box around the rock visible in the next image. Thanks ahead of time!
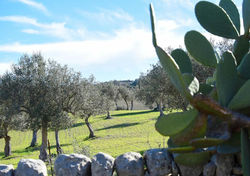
[91,152,114,176]
[15,159,47,176]
[0,164,14,176]
[203,162,216,176]
[115,152,144,176]
[54,154,91,176]
[178,164,203,176]
[212,154,234,176]
[143,148,172,176]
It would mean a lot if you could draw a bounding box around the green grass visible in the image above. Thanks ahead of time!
[0,110,169,168]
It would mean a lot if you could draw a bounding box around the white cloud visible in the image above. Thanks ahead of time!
[0,15,186,80]
[16,0,49,15]
[0,16,38,25]
[0,63,12,75]
[0,16,85,40]
[0,27,155,67]
[155,19,185,48]
[22,29,40,34]
[0,5,189,80]
[0,17,184,66]
[77,8,133,24]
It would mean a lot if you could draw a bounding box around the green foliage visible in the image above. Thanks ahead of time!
[238,52,250,79]
[190,137,225,148]
[182,73,199,96]
[149,4,157,47]
[170,113,207,146]
[168,146,195,153]
[174,151,211,167]
[195,1,239,39]
[171,49,192,74]
[0,53,84,160]
[185,30,217,67]
[216,51,242,107]
[198,83,213,95]
[241,128,250,176]
[228,80,250,110]
[243,0,250,34]
[155,46,191,99]
[150,0,250,171]
[155,109,198,136]
[233,35,250,63]
[219,0,241,34]
[117,86,134,110]
[137,63,187,111]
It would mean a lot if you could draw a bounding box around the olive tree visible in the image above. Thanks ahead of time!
[12,53,78,161]
[74,77,104,138]
[137,63,186,115]
[128,88,136,110]
[118,86,133,110]
[46,60,78,154]
[0,73,25,157]
[99,82,116,119]
[114,86,121,110]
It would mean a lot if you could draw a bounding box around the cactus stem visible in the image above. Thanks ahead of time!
[191,95,250,129]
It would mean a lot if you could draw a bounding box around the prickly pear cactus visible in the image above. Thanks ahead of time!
[150,0,250,174]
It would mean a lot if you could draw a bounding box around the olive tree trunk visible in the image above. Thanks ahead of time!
[106,111,112,119]
[159,101,164,116]
[85,115,95,138]
[4,135,11,157]
[39,121,48,161]
[115,100,119,110]
[3,125,11,157]
[55,130,63,155]
[125,99,129,110]
[29,129,38,147]
[157,101,164,116]
[130,100,134,110]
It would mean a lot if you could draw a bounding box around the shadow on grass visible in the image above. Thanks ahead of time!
[12,146,40,154]
[0,148,38,160]
[11,143,71,154]
[49,143,71,150]
[112,110,154,117]
[1,155,18,160]
[71,122,85,128]
[1,144,71,160]
[83,136,99,141]
[97,122,140,131]
[70,117,105,129]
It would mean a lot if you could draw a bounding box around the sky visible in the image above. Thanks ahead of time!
[0,0,242,81]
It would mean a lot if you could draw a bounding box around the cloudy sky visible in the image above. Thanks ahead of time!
[0,0,242,81]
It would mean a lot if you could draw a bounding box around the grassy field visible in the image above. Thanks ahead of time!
[0,110,169,168]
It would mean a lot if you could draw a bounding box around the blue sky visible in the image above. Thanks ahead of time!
[0,0,242,81]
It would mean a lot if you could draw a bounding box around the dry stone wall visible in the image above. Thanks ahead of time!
[0,149,243,176]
